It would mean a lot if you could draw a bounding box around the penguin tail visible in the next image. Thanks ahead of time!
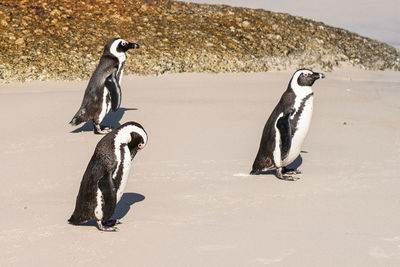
[69,117,81,126]
[68,213,88,225]
[250,160,263,175]
[68,214,80,225]
[69,108,86,126]
[250,169,258,175]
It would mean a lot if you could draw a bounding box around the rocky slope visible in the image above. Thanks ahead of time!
[0,0,399,82]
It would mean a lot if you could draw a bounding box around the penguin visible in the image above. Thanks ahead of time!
[250,69,325,180]
[70,38,140,134]
[68,121,148,231]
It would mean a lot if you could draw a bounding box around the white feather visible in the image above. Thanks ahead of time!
[109,39,126,64]
[98,87,111,123]
[119,67,124,85]
[283,70,314,166]
[110,39,126,80]
[94,188,103,220]
[112,125,147,202]
[273,113,284,168]
[116,146,131,202]
[290,70,313,116]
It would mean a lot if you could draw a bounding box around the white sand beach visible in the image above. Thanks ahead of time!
[1,68,400,266]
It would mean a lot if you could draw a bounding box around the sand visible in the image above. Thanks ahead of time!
[1,68,400,266]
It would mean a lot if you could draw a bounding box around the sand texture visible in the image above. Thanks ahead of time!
[1,69,400,266]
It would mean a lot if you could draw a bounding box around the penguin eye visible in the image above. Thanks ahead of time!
[121,41,127,46]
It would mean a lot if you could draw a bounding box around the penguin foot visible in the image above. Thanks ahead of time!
[103,219,122,226]
[283,167,302,175]
[94,124,112,135]
[96,220,118,232]
[94,130,111,135]
[281,175,300,181]
[276,168,300,181]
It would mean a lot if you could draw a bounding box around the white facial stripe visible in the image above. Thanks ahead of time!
[290,70,314,101]
[109,39,126,63]
[115,125,147,146]
[304,70,313,75]
[291,70,311,85]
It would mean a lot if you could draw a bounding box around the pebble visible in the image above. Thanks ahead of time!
[15,38,25,46]
[0,0,398,83]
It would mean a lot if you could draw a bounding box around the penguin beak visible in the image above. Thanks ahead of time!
[312,72,325,80]
[128,42,140,49]
[313,72,325,79]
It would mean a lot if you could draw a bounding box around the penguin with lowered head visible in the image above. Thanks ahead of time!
[68,121,147,231]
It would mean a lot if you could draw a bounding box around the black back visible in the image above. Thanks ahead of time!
[251,82,296,173]
[70,54,119,125]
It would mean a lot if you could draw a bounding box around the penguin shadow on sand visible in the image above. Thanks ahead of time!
[70,107,137,133]
[254,152,306,181]
[78,192,145,227]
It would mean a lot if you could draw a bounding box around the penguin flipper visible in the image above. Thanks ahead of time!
[98,170,117,221]
[276,112,292,160]
[105,70,121,112]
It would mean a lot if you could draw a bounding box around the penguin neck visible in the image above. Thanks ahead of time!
[288,78,314,121]
[290,79,313,99]
[111,52,126,65]
[114,125,147,148]
[109,41,126,65]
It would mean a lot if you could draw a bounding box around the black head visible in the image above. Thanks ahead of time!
[128,131,146,154]
[103,38,140,56]
[117,39,140,53]
[294,69,325,87]
[113,121,147,159]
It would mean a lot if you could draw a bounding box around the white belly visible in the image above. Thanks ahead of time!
[98,87,111,122]
[283,97,313,166]
[115,146,132,202]
[94,188,103,220]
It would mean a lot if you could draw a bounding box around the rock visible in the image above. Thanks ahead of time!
[15,38,25,46]
[139,4,148,12]
[34,29,44,35]
[0,0,398,83]
[241,21,250,28]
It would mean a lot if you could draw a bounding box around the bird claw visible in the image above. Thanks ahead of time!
[97,220,119,232]
[280,175,300,181]
[94,124,112,135]
[276,167,300,181]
